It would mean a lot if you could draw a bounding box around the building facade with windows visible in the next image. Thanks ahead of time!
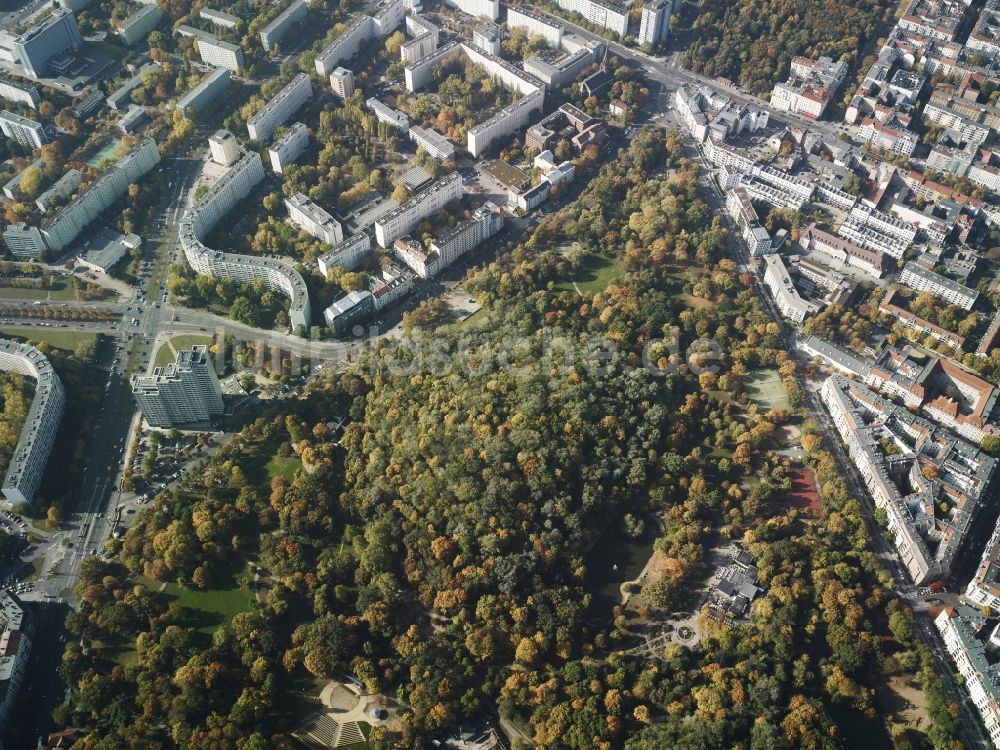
[131,345,224,427]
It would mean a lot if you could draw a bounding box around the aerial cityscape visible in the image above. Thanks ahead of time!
[2,0,1000,747]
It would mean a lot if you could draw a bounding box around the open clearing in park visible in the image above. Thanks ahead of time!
[0,327,99,353]
[555,251,624,295]
[745,368,789,412]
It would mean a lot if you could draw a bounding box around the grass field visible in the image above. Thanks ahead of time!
[266,454,302,482]
[0,277,95,301]
[155,562,255,635]
[555,252,623,295]
[152,334,213,367]
[745,369,790,412]
[447,308,489,332]
[0,327,98,353]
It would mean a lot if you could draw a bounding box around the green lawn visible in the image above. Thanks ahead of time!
[447,308,489,332]
[0,277,96,301]
[155,562,255,635]
[555,252,623,295]
[152,334,213,367]
[0,327,98,353]
[745,369,790,412]
[266,454,303,482]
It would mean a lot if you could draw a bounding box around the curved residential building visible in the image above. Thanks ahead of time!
[178,145,312,329]
[0,340,64,506]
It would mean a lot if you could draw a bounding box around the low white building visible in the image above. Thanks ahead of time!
[286,192,343,246]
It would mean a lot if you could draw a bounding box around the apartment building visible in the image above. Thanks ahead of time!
[0,78,39,109]
[176,68,232,116]
[401,14,439,62]
[209,128,240,166]
[761,253,819,323]
[822,374,995,584]
[260,0,306,51]
[554,0,628,37]
[524,41,602,90]
[2,7,82,79]
[42,137,160,252]
[0,593,31,727]
[179,148,312,329]
[0,110,44,148]
[374,172,462,248]
[967,0,1000,59]
[409,125,454,161]
[798,223,887,277]
[0,341,64,506]
[200,7,239,29]
[324,290,375,333]
[468,90,544,157]
[674,85,768,143]
[118,4,161,46]
[857,116,919,156]
[268,121,308,173]
[197,36,244,72]
[247,73,312,141]
[770,56,848,120]
[34,168,81,212]
[394,200,504,278]
[837,204,916,259]
[329,67,354,99]
[978,312,1000,358]
[637,0,671,46]
[935,607,1000,748]
[725,186,772,256]
[318,233,372,275]
[286,192,343,246]
[366,96,409,131]
[472,22,505,55]
[867,345,1000,442]
[799,336,871,379]
[879,289,966,349]
[3,223,45,259]
[443,0,499,20]
[369,262,414,311]
[315,17,374,75]
[131,345,224,427]
[506,7,563,47]
[898,0,969,42]
[900,261,978,310]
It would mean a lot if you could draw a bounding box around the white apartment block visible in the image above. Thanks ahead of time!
[506,7,563,47]
[366,96,409,131]
[286,192,343,245]
[857,118,918,156]
[554,0,628,36]
[443,0,499,20]
[314,1,403,75]
[637,0,670,46]
[42,137,160,252]
[375,172,463,248]
[837,204,917,259]
[209,128,240,166]
[409,125,454,160]
[260,0,307,51]
[674,85,768,143]
[2,223,45,259]
[0,340,64,506]
[762,253,819,323]
[247,72,312,141]
[177,67,232,116]
[318,233,372,275]
[968,161,1000,193]
[268,121,308,173]
[468,89,544,157]
[131,345,224,427]
[419,201,502,276]
[200,7,239,29]
[900,261,978,310]
[35,168,81,212]
[118,4,161,46]
[0,593,30,727]
[472,22,505,54]
[401,14,439,62]
[179,148,312,329]
[725,186,773,257]
[0,110,45,148]
[0,79,39,109]
[935,608,1000,749]
[197,37,244,72]
[968,0,1000,59]
[315,17,374,75]
[329,67,354,99]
